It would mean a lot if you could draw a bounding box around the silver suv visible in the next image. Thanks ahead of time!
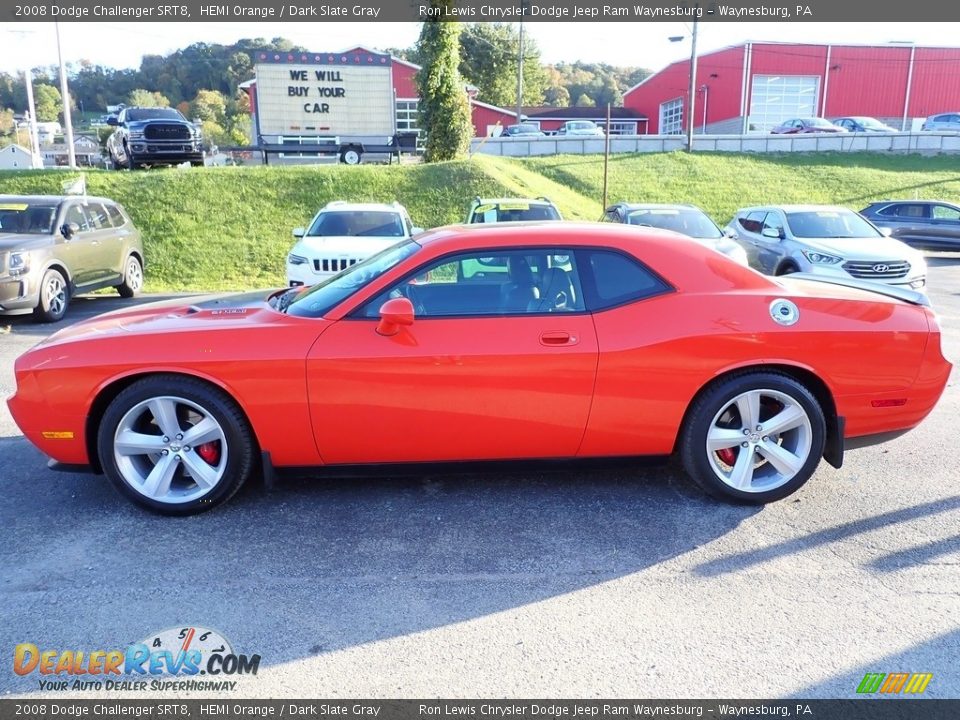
[725,205,927,291]
[0,195,145,322]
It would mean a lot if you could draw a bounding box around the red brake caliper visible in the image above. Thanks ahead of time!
[196,442,221,464]
[717,448,737,465]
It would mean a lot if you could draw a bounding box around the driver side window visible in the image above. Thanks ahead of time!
[361,249,585,318]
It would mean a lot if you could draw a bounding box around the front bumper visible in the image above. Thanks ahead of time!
[0,276,38,314]
[798,262,927,291]
[286,262,334,287]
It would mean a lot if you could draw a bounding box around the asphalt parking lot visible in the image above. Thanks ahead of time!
[1,258,959,699]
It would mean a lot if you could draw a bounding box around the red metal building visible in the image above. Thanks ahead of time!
[624,41,960,134]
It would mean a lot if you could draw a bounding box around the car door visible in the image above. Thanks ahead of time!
[306,248,599,464]
[887,203,932,245]
[81,201,122,283]
[756,212,787,273]
[733,210,769,269]
[927,203,960,247]
[57,202,99,287]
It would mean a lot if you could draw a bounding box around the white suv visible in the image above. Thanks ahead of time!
[286,202,421,287]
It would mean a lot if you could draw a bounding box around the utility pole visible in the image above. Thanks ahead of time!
[686,15,699,152]
[23,70,42,168]
[515,8,525,126]
[55,22,76,168]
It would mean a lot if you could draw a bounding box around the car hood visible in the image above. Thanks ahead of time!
[34,290,286,349]
[293,235,402,257]
[798,236,924,261]
[0,232,50,251]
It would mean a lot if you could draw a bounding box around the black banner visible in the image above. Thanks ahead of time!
[1,700,959,720]
[4,0,960,22]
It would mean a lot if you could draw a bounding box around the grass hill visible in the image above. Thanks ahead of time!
[1,152,958,291]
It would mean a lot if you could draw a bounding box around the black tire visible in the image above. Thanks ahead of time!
[116,255,144,298]
[776,262,799,276]
[111,155,123,171]
[97,375,255,515]
[33,268,69,323]
[124,144,137,171]
[340,147,362,165]
[679,371,826,504]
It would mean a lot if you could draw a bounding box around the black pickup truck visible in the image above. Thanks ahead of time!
[106,107,204,170]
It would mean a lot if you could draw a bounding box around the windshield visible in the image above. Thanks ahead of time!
[807,118,835,127]
[786,210,881,239]
[567,122,596,130]
[307,210,406,238]
[0,202,58,234]
[126,108,184,122]
[627,208,722,239]
[509,125,539,134]
[286,240,419,318]
[469,202,561,223]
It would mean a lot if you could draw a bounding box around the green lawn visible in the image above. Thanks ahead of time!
[2,152,958,292]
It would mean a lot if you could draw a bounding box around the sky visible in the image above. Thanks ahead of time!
[1,22,957,76]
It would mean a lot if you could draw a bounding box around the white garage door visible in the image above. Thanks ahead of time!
[748,75,820,132]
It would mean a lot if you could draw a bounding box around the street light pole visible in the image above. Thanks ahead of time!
[515,12,525,126]
[685,16,699,152]
[54,22,76,169]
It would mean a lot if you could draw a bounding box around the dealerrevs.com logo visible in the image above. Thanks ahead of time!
[14,626,260,692]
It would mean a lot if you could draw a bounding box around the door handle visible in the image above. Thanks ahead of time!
[540,331,577,346]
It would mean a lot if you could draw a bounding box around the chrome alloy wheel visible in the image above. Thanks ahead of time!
[705,388,813,493]
[113,396,228,503]
[125,257,143,292]
[43,273,67,316]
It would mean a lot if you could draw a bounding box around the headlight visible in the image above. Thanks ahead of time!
[802,250,843,265]
[129,131,144,139]
[287,253,308,266]
[9,251,29,275]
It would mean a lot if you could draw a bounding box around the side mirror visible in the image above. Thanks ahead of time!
[106,117,118,126]
[376,297,415,336]
[292,227,305,238]
[723,228,736,238]
[61,222,80,239]
[878,227,893,237]
[761,226,783,240]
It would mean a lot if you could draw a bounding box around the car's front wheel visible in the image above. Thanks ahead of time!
[116,255,144,298]
[680,372,826,503]
[33,268,69,323]
[97,376,255,515]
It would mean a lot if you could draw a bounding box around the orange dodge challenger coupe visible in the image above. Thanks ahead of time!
[8,223,951,514]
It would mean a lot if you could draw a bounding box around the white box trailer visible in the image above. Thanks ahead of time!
[253,49,404,164]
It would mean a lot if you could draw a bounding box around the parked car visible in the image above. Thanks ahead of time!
[557,120,605,137]
[286,201,421,287]
[501,123,546,137]
[465,197,562,224]
[0,195,144,322]
[106,106,204,170]
[8,222,950,514]
[725,205,927,290]
[770,118,848,134]
[860,200,960,250]
[601,203,748,265]
[833,117,898,133]
[921,113,960,131]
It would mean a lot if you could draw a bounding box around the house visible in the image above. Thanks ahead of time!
[0,144,40,170]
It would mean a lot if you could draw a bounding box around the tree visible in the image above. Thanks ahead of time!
[543,86,570,107]
[127,89,170,107]
[33,84,62,122]
[575,93,596,108]
[190,89,228,125]
[416,10,472,162]
[458,23,547,108]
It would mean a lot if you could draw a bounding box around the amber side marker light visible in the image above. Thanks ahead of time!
[871,399,908,408]
[41,431,75,439]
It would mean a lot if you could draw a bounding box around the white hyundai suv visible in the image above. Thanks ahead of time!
[286,202,421,287]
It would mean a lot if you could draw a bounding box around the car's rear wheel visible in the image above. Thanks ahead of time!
[680,372,826,503]
[97,376,255,515]
[33,268,69,323]
[116,255,143,298]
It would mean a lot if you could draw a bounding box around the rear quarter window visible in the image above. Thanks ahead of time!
[578,249,672,311]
